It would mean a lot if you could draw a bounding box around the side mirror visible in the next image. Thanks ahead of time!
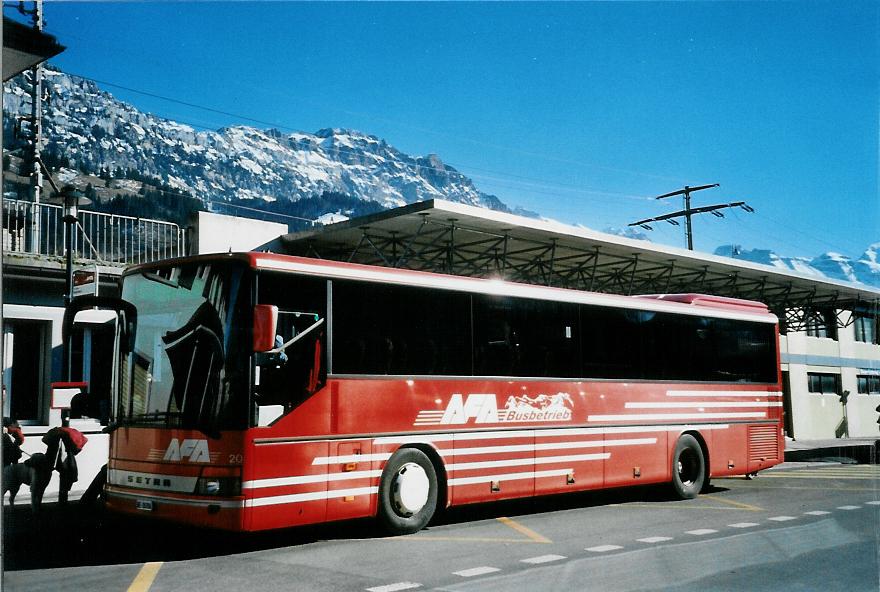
[253,305,278,352]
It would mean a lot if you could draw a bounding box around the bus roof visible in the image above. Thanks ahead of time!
[126,252,777,324]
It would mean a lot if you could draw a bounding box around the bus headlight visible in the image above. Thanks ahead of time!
[195,476,241,496]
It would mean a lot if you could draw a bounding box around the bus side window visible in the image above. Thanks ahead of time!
[255,318,324,421]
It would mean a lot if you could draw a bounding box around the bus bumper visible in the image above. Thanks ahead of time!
[106,486,246,530]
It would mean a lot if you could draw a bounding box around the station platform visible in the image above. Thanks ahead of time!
[784,437,879,464]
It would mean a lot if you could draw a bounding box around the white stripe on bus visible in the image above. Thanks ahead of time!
[245,486,380,507]
[448,453,608,471]
[312,453,393,465]
[242,470,383,490]
[588,412,766,421]
[442,438,656,457]
[626,402,783,409]
[372,424,731,446]
[666,390,782,398]
[448,469,573,486]
[308,437,657,466]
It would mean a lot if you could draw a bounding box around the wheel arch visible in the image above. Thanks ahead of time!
[680,429,710,476]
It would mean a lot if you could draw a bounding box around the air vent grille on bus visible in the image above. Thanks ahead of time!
[748,425,779,462]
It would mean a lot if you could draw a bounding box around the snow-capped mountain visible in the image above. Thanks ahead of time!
[3,68,877,288]
[714,244,880,287]
[3,68,510,212]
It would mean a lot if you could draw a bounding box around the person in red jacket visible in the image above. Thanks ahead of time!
[3,417,24,466]
[42,411,87,504]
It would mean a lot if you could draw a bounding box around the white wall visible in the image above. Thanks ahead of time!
[783,313,880,440]
[197,211,287,255]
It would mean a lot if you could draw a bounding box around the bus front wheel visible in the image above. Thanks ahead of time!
[671,435,705,499]
[377,448,438,535]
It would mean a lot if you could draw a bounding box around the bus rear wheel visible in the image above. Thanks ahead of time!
[377,448,438,535]
[671,434,705,499]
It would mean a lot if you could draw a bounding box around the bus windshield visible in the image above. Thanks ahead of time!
[118,261,251,433]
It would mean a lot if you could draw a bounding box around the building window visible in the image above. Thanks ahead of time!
[807,372,840,394]
[857,375,880,395]
[854,315,878,345]
[805,309,837,340]
[2,319,48,423]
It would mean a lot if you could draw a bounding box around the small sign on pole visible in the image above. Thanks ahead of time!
[72,267,99,298]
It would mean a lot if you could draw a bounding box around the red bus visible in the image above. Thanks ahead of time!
[73,252,782,534]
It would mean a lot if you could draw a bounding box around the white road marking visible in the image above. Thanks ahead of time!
[520,554,567,564]
[837,505,861,510]
[366,583,422,592]
[585,545,623,553]
[768,516,797,522]
[453,567,501,578]
[637,536,673,543]
[804,511,831,516]
[865,501,880,506]
[686,529,718,536]
[728,522,760,528]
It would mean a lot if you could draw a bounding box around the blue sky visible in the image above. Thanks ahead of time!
[27,1,880,259]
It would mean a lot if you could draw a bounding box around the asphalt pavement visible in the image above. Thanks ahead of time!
[3,441,880,592]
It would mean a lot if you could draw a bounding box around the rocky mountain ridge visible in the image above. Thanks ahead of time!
[3,67,877,287]
[3,68,512,215]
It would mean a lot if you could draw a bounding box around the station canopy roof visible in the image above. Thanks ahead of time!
[266,199,880,331]
[3,17,65,81]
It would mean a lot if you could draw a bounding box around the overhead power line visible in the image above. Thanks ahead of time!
[628,183,754,251]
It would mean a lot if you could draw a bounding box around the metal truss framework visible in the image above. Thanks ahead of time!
[277,203,880,333]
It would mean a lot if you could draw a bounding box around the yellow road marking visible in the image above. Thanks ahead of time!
[702,496,763,512]
[497,516,553,544]
[383,536,541,544]
[612,503,748,511]
[127,562,163,592]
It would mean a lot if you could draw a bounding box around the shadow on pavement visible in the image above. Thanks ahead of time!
[2,480,736,571]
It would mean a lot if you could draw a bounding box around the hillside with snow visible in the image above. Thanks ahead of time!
[3,67,877,288]
[714,244,880,287]
[3,68,511,214]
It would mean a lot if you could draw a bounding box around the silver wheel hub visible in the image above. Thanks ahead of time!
[392,462,430,516]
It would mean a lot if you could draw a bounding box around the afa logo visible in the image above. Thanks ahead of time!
[163,438,212,463]
[414,392,574,426]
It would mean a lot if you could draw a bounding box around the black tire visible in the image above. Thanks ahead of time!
[377,448,438,535]
[671,434,705,499]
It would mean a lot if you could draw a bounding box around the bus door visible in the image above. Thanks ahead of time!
[250,304,333,529]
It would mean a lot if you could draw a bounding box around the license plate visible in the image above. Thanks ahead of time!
[135,499,154,511]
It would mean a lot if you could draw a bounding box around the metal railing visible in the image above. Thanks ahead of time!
[2,198,188,265]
